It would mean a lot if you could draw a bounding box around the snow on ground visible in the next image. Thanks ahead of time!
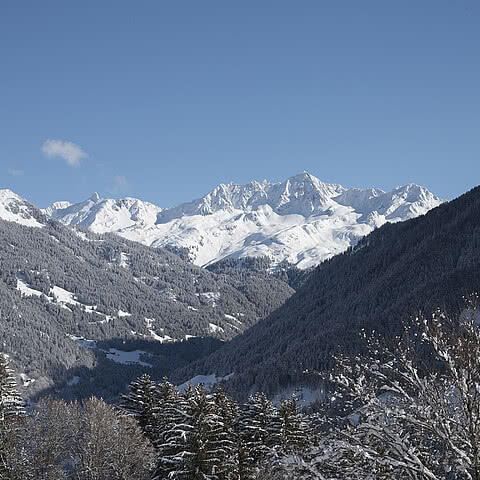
[118,309,132,317]
[51,286,81,306]
[272,386,325,407]
[66,334,97,349]
[119,252,130,268]
[187,306,198,311]
[224,313,243,324]
[161,289,178,302]
[196,291,220,307]
[16,277,45,298]
[185,335,197,340]
[178,373,234,392]
[20,373,36,387]
[208,323,224,334]
[16,278,112,322]
[46,174,442,269]
[224,322,240,331]
[0,190,44,228]
[106,348,152,367]
[71,229,92,242]
[144,317,174,342]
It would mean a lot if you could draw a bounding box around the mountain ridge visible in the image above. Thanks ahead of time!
[173,185,480,398]
[41,173,443,269]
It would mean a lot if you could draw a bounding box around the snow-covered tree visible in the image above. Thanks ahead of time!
[76,396,154,480]
[0,354,23,421]
[320,309,480,479]
[213,388,238,480]
[152,381,186,479]
[277,395,310,454]
[239,392,278,465]
[174,385,231,479]
[0,354,26,480]
[25,397,75,480]
[121,373,160,442]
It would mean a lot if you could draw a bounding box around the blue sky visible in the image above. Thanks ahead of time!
[1,1,479,207]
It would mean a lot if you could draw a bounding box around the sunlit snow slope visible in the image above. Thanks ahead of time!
[44,173,443,269]
[0,189,45,228]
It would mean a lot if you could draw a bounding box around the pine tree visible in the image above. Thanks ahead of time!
[236,439,255,480]
[213,388,238,480]
[152,380,186,479]
[0,354,23,421]
[121,373,159,442]
[179,385,227,479]
[277,396,310,454]
[156,385,232,480]
[0,353,25,479]
[238,392,277,465]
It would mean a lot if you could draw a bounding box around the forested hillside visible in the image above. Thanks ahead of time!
[0,208,293,399]
[176,185,480,397]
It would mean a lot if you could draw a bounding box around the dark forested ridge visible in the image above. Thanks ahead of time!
[175,185,480,397]
[0,208,293,399]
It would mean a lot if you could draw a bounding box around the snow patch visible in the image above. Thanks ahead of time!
[178,373,234,392]
[106,348,152,367]
[20,373,35,387]
[119,252,130,268]
[16,277,44,298]
[272,386,325,407]
[144,317,174,342]
[0,190,44,228]
[66,335,97,349]
[51,286,81,306]
[208,323,224,334]
[197,291,220,307]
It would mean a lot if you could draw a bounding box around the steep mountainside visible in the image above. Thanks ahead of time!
[0,191,293,399]
[44,173,443,269]
[174,186,480,398]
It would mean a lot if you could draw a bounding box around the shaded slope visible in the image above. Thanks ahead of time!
[175,186,480,397]
[0,209,293,398]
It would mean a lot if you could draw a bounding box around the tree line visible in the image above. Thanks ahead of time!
[3,307,480,479]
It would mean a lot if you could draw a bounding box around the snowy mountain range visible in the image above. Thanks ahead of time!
[41,173,443,269]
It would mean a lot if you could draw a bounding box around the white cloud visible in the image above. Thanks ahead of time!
[8,168,23,176]
[42,139,88,167]
[107,175,130,196]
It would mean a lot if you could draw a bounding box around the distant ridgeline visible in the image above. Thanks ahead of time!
[175,185,480,399]
[0,206,293,400]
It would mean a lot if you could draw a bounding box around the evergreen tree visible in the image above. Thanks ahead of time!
[238,393,277,464]
[0,354,25,480]
[121,373,159,442]
[213,388,238,480]
[152,379,186,479]
[236,439,255,480]
[0,354,23,421]
[156,385,231,480]
[277,396,310,454]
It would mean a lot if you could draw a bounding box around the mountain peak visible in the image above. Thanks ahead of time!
[0,189,44,228]
[43,174,444,268]
[89,192,101,202]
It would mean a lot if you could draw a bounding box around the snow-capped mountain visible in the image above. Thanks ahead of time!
[43,173,443,269]
[0,189,45,228]
[43,193,163,234]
